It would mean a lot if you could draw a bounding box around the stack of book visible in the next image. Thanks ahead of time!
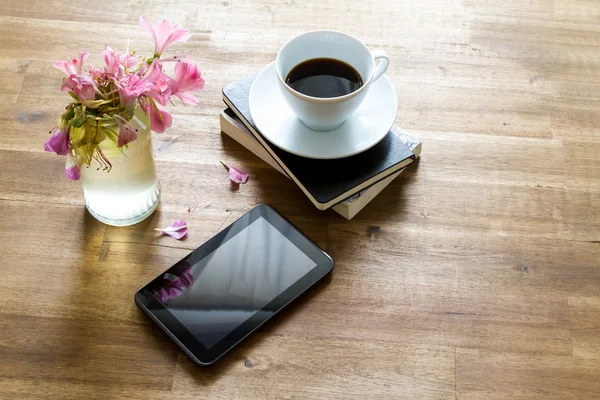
[220,74,422,219]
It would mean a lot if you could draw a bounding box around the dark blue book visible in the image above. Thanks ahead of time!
[222,74,415,210]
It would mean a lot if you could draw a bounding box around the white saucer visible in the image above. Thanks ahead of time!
[248,62,398,159]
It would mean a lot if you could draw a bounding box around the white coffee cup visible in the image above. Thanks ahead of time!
[275,30,389,131]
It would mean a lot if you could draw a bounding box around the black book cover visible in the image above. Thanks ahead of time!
[222,73,415,209]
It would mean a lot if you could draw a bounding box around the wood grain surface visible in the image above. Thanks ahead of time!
[1,0,599,398]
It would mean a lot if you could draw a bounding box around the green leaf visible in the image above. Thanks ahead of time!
[62,107,75,122]
[72,116,85,128]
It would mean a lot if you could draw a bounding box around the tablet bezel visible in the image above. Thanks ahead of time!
[135,204,334,366]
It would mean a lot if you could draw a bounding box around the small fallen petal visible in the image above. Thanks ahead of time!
[220,161,249,184]
[155,220,188,240]
[155,220,187,232]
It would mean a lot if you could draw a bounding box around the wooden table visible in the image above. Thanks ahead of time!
[1,0,599,398]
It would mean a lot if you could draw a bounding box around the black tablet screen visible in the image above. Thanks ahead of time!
[152,216,317,349]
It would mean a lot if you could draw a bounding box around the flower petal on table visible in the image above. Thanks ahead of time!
[220,161,249,184]
[154,220,188,240]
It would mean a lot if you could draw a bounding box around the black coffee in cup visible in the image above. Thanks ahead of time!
[285,58,363,98]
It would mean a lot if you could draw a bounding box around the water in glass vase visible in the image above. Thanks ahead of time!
[80,107,160,226]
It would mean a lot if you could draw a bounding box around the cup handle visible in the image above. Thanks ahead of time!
[370,50,389,83]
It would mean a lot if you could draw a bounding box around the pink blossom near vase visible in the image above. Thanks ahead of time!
[43,16,204,226]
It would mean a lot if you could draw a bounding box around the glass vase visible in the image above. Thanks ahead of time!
[80,106,160,226]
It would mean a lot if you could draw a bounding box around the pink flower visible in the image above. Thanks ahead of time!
[143,63,172,106]
[44,126,70,155]
[149,104,172,133]
[65,154,80,180]
[116,73,153,107]
[123,54,139,70]
[116,118,137,147]
[61,75,97,101]
[139,16,191,57]
[103,46,138,76]
[168,62,204,106]
[88,66,106,81]
[54,52,89,76]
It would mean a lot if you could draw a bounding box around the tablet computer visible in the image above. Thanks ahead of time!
[135,204,334,366]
